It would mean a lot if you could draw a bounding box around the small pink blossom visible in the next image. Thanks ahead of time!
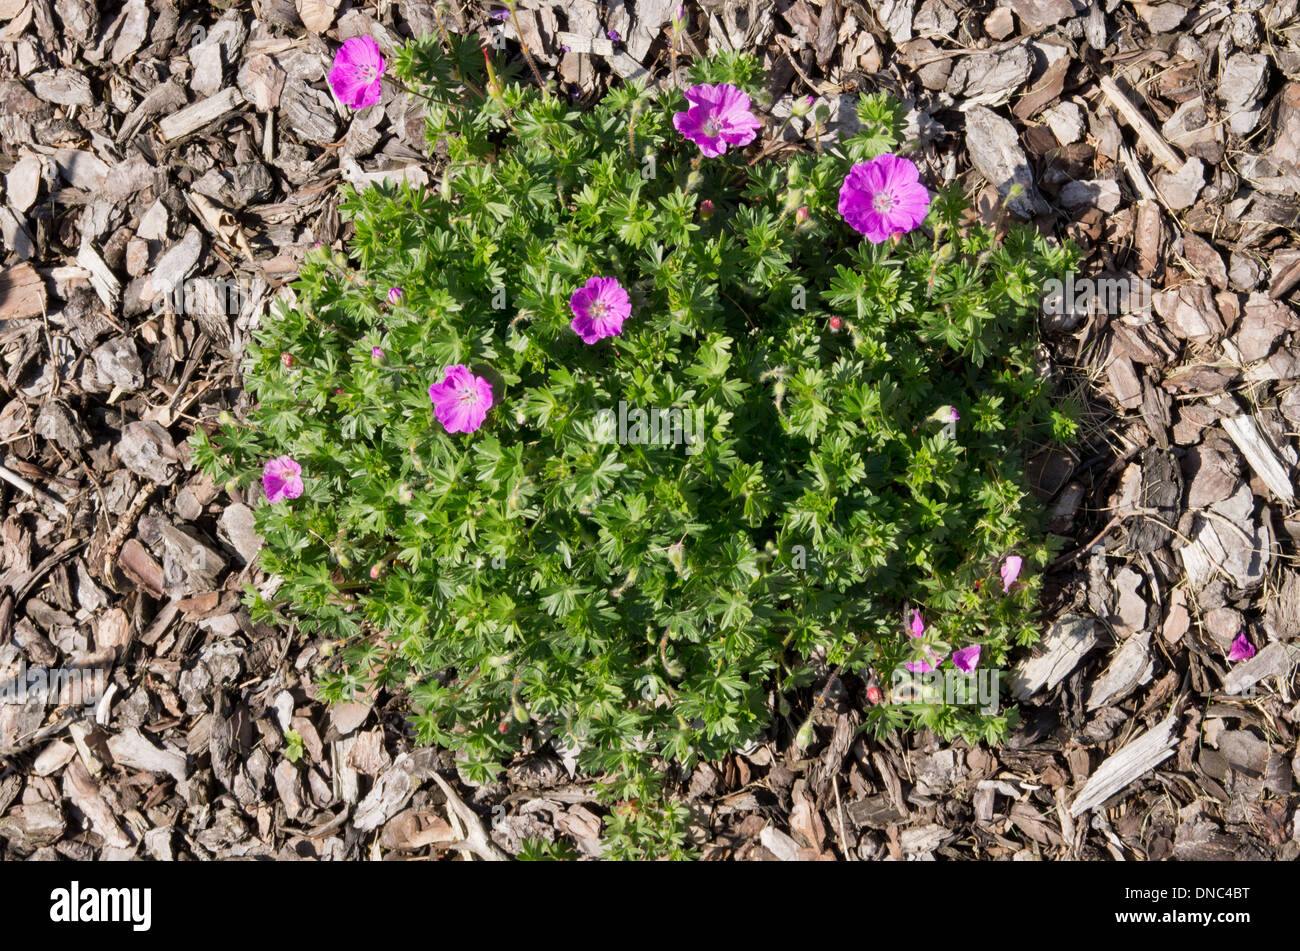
[387,286,403,304]
[909,609,925,638]
[838,153,931,243]
[1227,632,1256,662]
[1001,555,1023,592]
[948,406,960,422]
[328,36,386,109]
[673,83,761,157]
[952,645,981,673]
[372,346,386,362]
[569,276,631,344]
[262,455,304,503]
[428,364,494,434]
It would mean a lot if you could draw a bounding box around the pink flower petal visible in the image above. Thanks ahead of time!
[952,645,981,672]
[1227,632,1256,662]
[909,609,925,638]
[1001,555,1023,592]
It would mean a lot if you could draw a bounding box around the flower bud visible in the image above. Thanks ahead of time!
[699,198,714,220]
[791,95,814,117]
[512,701,530,724]
[217,410,236,427]
[281,352,295,369]
[866,684,883,705]
[795,715,815,749]
[795,205,809,223]
[370,563,383,580]
[829,316,843,332]
[397,484,414,504]
[372,346,386,364]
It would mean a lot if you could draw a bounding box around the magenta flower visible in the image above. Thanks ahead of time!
[838,154,931,243]
[328,36,386,109]
[387,286,403,304]
[673,83,761,158]
[489,8,509,19]
[905,650,945,674]
[1227,632,1256,662]
[1001,555,1023,592]
[948,406,960,422]
[428,364,494,434]
[262,455,304,503]
[909,609,925,638]
[952,645,981,673]
[569,276,631,344]
[372,346,386,362]
[607,29,621,44]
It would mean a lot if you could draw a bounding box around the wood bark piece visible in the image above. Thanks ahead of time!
[1009,615,1100,700]
[1099,76,1184,172]
[63,758,132,848]
[1086,631,1154,709]
[1069,711,1180,816]
[1223,642,1300,696]
[75,241,122,313]
[159,87,246,142]
[0,262,47,319]
[429,771,507,860]
[106,727,189,781]
[1179,485,1271,592]
[1216,403,1296,505]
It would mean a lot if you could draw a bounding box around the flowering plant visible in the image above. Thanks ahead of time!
[194,39,1074,851]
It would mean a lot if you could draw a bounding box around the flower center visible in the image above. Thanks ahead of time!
[457,385,480,405]
[701,117,720,138]
[872,190,896,214]
[358,65,377,85]
[590,300,608,320]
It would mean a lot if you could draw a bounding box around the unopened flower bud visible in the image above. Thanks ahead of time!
[792,95,814,117]
[372,346,386,364]
[795,715,815,749]
[217,410,236,427]
[281,352,295,369]
[699,199,714,220]
[829,316,843,332]
[866,684,883,705]
[795,205,809,223]
[370,563,383,580]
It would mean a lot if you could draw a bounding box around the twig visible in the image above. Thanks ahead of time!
[0,462,69,516]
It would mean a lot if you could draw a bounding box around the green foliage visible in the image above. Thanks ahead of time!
[197,46,1067,852]
[283,729,305,764]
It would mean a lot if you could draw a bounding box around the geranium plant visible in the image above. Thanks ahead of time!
[193,33,1076,856]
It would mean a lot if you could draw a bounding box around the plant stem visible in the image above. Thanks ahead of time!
[507,0,548,95]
